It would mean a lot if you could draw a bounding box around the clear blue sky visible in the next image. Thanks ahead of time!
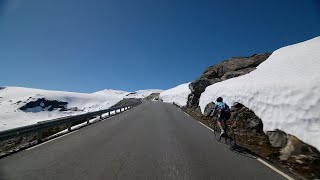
[1,0,319,92]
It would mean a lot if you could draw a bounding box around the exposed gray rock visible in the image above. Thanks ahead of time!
[126,92,137,96]
[229,103,264,134]
[267,130,288,148]
[67,107,81,111]
[145,93,160,101]
[188,79,220,107]
[187,53,271,108]
[19,98,68,112]
[201,53,270,79]
[203,102,215,117]
[221,67,256,81]
[110,98,142,108]
[280,135,320,161]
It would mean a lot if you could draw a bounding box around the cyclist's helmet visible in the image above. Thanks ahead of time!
[216,97,223,102]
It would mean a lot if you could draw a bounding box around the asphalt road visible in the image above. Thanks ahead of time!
[0,101,286,180]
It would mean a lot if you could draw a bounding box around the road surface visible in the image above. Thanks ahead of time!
[0,101,286,180]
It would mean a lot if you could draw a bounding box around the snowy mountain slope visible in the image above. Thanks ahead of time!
[125,89,163,98]
[93,89,163,98]
[0,87,163,131]
[199,37,320,150]
[0,87,129,131]
[159,83,191,107]
[92,89,130,96]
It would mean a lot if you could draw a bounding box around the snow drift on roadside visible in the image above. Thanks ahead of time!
[199,37,320,150]
[0,87,127,131]
[159,83,191,107]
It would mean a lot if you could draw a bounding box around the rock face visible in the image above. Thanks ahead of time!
[267,130,288,148]
[187,53,271,108]
[265,131,320,162]
[145,93,160,101]
[203,102,215,117]
[110,98,142,108]
[229,103,264,134]
[19,98,68,112]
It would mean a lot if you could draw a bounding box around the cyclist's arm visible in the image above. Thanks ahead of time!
[210,105,219,117]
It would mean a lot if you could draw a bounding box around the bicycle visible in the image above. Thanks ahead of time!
[213,118,236,150]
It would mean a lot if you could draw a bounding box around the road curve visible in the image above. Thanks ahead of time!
[0,101,286,180]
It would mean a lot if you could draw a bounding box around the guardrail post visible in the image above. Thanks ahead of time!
[100,115,102,119]
[87,118,90,124]
[108,111,110,116]
[68,123,72,132]
[37,130,43,143]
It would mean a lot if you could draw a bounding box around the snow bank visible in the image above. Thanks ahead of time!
[159,83,191,107]
[199,37,320,150]
[0,87,128,131]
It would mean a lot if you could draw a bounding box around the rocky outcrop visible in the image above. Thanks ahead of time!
[19,98,68,112]
[203,102,215,117]
[280,135,320,161]
[145,93,160,101]
[125,92,136,96]
[229,103,264,134]
[187,53,271,108]
[110,98,142,108]
[267,130,288,148]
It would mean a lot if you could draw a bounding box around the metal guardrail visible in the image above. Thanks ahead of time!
[0,101,142,143]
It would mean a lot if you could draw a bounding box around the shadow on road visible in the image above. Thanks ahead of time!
[215,139,256,159]
[230,145,256,159]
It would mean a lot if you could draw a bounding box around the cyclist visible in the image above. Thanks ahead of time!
[213,97,231,136]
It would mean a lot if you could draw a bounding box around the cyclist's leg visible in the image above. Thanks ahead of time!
[218,118,226,136]
[217,119,223,131]
[223,118,228,136]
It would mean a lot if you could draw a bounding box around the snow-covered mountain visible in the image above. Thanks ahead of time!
[159,83,191,107]
[93,89,163,98]
[0,87,161,131]
[199,37,320,150]
[125,89,163,99]
[92,89,130,96]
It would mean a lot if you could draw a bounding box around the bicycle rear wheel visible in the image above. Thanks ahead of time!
[213,125,221,141]
[226,128,236,150]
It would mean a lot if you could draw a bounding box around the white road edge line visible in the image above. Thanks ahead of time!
[197,120,294,180]
[26,130,78,151]
[257,158,294,180]
[197,121,214,132]
[183,112,191,117]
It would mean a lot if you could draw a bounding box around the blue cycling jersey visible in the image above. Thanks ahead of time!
[215,102,228,110]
